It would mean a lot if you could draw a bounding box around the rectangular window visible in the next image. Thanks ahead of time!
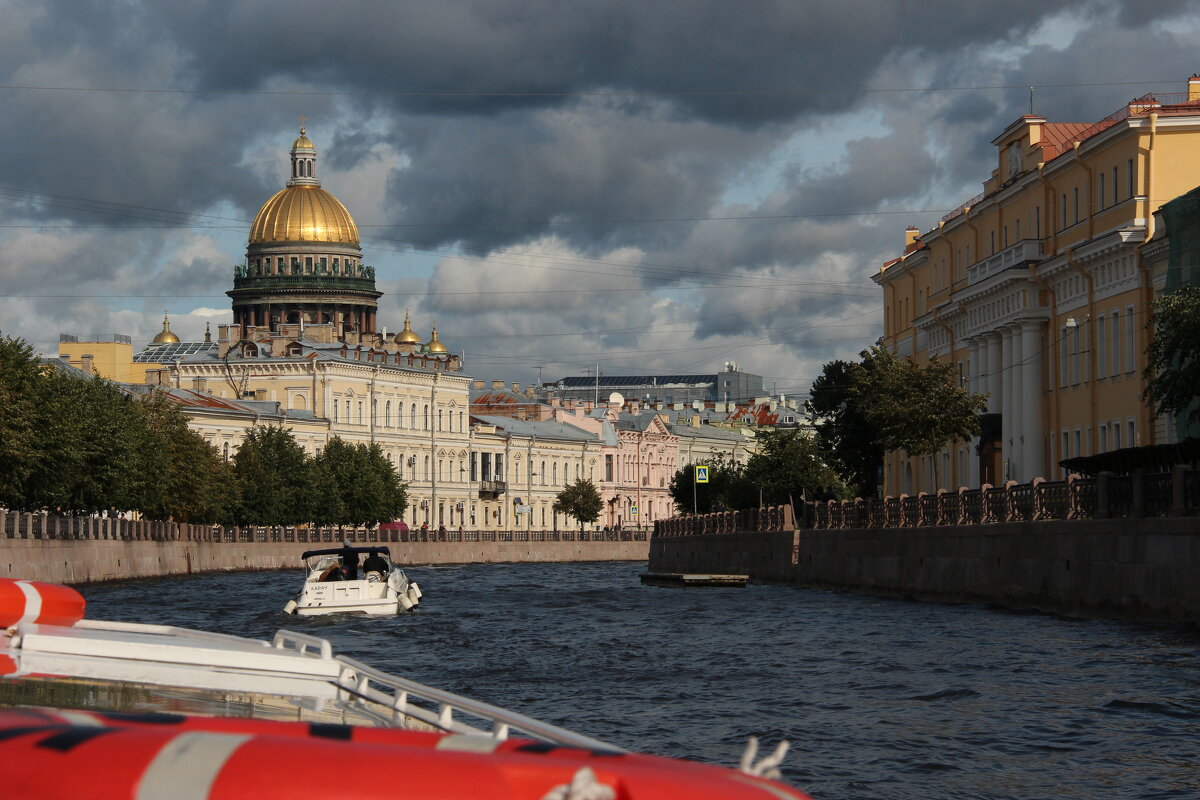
[1097,315,1107,377]
[470,452,478,482]
[1111,311,1121,376]
[495,455,503,481]
[1100,424,1109,452]
[1061,194,1067,228]
[1035,206,1041,238]
[1061,431,1070,472]
[1127,158,1135,198]
[1125,305,1135,372]
[1074,429,1081,458]
[1113,423,1121,450]
[1112,166,1118,205]
[481,452,491,481]
[1073,187,1079,223]
[1072,326,1081,385]
[1060,327,1070,388]
[1015,219,1021,241]
[305,257,313,270]
[1098,173,1105,210]
[1081,319,1089,383]
[990,230,995,254]
[605,455,613,482]
[1127,419,1136,447]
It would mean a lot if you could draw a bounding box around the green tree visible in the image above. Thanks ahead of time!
[231,425,312,525]
[135,392,236,523]
[1144,284,1200,426]
[856,345,987,487]
[807,359,885,497]
[0,337,47,509]
[362,442,407,525]
[741,429,848,507]
[668,459,741,514]
[553,478,602,531]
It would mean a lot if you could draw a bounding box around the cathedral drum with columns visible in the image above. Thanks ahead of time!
[228,129,382,334]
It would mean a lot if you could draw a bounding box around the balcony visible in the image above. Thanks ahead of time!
[967,239,1044,286]
[231,273,378,293]
[478,480,507,498]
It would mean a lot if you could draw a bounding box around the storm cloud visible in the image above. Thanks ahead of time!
[1,0,1197,392]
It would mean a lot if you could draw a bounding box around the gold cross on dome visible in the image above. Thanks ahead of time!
[298,116,308,135]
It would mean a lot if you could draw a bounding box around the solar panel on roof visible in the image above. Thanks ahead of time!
[133,342,219,362]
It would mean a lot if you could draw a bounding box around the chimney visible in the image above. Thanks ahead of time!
[80,354,95,376]
[1190,74,1200,103]
[691,414,700,428]
[254,389,268,401]
[473,380,485,390]
[192,377,207,394]
[512,382,521,394]
[904,226,920,249]
[492,380,505,390]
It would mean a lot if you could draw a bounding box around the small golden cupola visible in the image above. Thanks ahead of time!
[151,313,180,344]
[425,325,448,354]
[395,311,422,344]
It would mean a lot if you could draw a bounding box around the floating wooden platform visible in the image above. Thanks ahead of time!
[639,572,748,587]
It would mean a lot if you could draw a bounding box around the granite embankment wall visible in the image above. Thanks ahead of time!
[651,505,1200,623]
[0,539,650,585]
[0,514,648,585]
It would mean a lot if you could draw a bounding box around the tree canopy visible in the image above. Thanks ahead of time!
[553,478,602,531]
[0,334,406,527]
[1144,285,1200,426]
[809,344,987,491]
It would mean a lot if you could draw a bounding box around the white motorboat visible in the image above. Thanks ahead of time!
[283,545,422,616]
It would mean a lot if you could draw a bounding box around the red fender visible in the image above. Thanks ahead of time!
[0,710,810,799]
[0,578,86,628]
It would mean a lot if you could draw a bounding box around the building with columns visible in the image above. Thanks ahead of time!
[875,75,1200,495]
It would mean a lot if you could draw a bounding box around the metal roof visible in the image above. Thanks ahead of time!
[550,374,717,388]
[472,415,598,443]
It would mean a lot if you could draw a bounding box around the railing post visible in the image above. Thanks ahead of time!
[1170,464,1187,517]
[1003,481,1017,522]
[1030,477,1044,521]
[1094,472,1110,520]
[1130,469,1145,519]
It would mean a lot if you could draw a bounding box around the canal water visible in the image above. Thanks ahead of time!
[83,562,1198,799]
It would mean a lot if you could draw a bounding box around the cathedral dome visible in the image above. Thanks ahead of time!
[151,313,180,344]
[395,312,422,344]
[425,325,448,354]
[248,186,360,246]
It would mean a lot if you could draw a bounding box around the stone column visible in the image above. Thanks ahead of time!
[967,338,982,488]
[1010,324,1024,477]
[1000,327,1014,481]
[1020,320,1045,480]
[983,333,1000,413]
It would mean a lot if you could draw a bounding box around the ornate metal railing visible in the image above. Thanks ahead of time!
[801,468,1198,530]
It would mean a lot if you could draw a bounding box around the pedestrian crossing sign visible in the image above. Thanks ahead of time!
[695,465,710,483]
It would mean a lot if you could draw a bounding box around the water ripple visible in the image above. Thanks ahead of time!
[81,562,1200,800]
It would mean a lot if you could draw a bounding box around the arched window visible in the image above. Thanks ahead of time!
[424,455,430,481]
[423,405,430,430]
[411,404,417,428]
[541,461,546,486]
[385,401,391,427]
[552,462,558,485]
[223,442,230,461]
[438,409,444,431]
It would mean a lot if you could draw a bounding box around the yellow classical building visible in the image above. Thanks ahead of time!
[875,75,1200,494]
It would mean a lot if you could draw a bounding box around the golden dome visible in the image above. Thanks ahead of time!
[395,312,422,344]
[151,313,180,344]
[248,186,360,245]
[426,325,448,354]
[293,127,314,149]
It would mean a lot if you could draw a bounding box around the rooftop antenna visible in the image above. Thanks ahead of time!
[1029,85,1034,115]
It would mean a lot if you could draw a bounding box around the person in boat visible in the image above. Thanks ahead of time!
[338,543,360,580]
[362,550,388,577]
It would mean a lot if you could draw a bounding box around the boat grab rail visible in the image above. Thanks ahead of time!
[272,629,334,661]
[335,655,624,753]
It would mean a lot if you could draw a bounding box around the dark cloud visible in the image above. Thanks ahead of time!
[1,0,1197,388]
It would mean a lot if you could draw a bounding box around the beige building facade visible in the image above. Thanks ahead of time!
[875,76,1200,495]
